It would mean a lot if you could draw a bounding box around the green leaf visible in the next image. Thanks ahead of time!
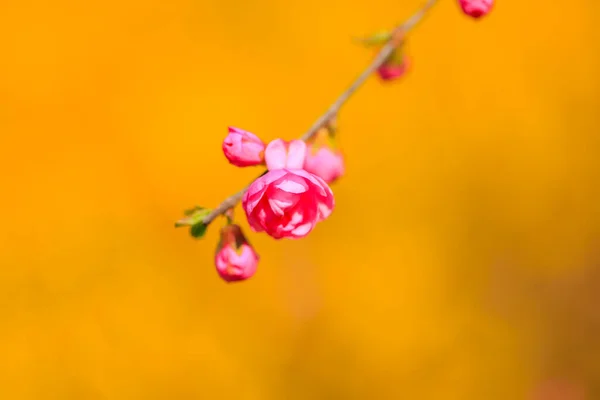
[183,206,204,216]
[355,30,392,47]
[175,206,213,239]
[174,216,194,227]
[175,207,211,227]
[190,222,208,239]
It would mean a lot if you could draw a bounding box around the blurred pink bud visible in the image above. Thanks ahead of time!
[215,224,259,282]
[304,147,344,184]
[377,56,410,81]
[242,168,334,239]
[304,128,344,184]
[264,139,307,170]
[458,0,493,18]
[222,127,266,167]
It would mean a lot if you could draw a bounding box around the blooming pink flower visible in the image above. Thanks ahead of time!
[377,56,410,81]
[458,0,493,19]
[222,127,266,167]
[215,224,259,282]
[242,168,334,239]
[264,139,307,171]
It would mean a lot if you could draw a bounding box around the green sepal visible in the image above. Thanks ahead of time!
[355,30,392,47]
[190,222,208,239]
[387,47,406,65]
[183,206,204,216]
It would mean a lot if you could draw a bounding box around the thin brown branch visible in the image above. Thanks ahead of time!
[202,0,439,225]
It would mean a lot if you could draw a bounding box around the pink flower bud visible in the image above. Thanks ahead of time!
[242,168,334,239]
[377,56,410,81]
[222,127,266,167]
[215,224,259,282]
[458,0,493,19]
[304,147,345,184]
[303,128,344,184]
[264,139,307,171]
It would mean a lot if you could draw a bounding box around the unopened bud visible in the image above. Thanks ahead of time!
[377,54,410,81]
[222,127,266,167]
[304,128,344,184]
[458,0,493,19]
[215,224,259,282]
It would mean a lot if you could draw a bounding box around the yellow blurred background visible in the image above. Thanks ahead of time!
[1,0,600,398]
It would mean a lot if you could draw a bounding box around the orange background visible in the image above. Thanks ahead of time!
[1,0,600,398]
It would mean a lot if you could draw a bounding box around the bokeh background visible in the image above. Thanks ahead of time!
[1,0,600,398]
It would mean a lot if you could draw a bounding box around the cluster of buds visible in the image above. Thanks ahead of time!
[177,122,343,283]
[176,0,494,283]
[356,0,493,83]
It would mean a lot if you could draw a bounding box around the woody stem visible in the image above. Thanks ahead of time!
[202,0,439,225]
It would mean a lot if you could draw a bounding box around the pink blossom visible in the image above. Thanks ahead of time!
[458,0,493,18]
[242,168,334,239]
[264,139,307,171]
[304,147,344,184]
[215,224,259,282]
[377,57,409,81]
[222,127,266,167]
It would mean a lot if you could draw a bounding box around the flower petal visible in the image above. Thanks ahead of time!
[291,222,314,238]
[265,139,288,171]
[285,140,307,169]
[268,197,286,216]
[289,168,328,197]
[275,177,308,194]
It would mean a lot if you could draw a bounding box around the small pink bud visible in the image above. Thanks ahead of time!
[264,139,307,171]
[304,147,345,184]
[458,0,493,19]
[377,56,410,81]
[303,128,344,184]
[242,168,334,239]
[215,224,259,282]
[222,127,266,167]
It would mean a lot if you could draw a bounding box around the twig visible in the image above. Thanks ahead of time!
[202,0,439,225]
